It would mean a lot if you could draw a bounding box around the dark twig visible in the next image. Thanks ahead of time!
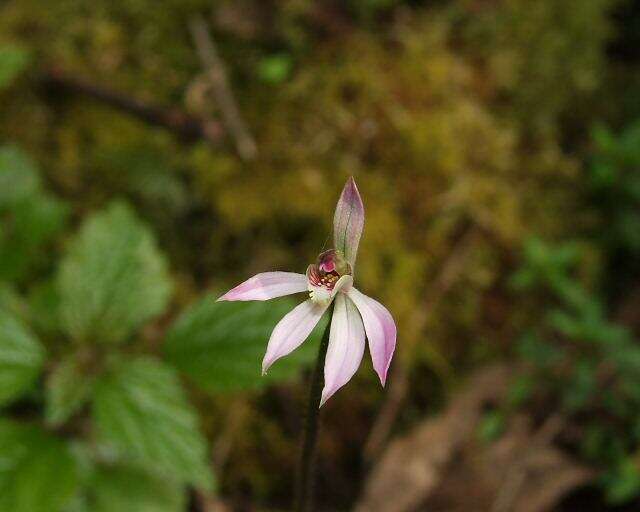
[295,304,333,512]
[42,68,224,145]
[189,15,257,160]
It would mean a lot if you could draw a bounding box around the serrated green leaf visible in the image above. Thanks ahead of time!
[0,308,45,406]
[58,202,172,344]
[0,45,30,90]
[92,357,212,490]
[0,419,78,512]
[164,296,326,392]
[45,356,93,426]
[87,465,185,512]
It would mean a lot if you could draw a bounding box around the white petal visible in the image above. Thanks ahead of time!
[218,272,308,301]
[262,300,328,374]
[332,274,354,296]
[347,287,396,386]
[320,294,365,406]
[307,272,354,306]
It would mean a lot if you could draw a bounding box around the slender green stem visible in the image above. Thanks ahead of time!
[295,303,333,512]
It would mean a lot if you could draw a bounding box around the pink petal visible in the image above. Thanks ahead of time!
[347,287,396,386]
[320,294,365,406]
[333,177,365,266]
[218,272,308,301]
[262,300,328,374]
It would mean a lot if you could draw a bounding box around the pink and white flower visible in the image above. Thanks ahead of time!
[218,177,396,405]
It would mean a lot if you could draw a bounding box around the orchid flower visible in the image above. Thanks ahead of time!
[218,177,396,405]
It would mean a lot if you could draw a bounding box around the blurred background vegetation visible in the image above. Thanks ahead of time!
[1,0,640,510]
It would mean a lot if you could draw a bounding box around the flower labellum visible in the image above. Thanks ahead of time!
[218,177,397,406]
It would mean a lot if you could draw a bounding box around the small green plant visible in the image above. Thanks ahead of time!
[588,121,640,301]
[0,145,323,512]
[0,146,68,283]
[511,237,640,504]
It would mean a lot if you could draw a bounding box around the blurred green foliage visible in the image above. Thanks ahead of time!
[165,297,327,392]
[511,121,640,504]
[73,463,186,512]
[511,236,640,503]
[589,122,640,300]
[0,44,29,90]
[0,419,78,512]
[502,117,640,504]
[0,307,45,406]
[92,357,213,491]
[58,202,172,345]
[0,146,68,282]
[0,0,639,509]
[0,146,321,510]
[509,119,640,503]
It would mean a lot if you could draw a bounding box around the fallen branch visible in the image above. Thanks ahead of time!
[42,68,225,146]
[491,414,566,512]
[356,365,512,512]
[189,15,257,160]
[356,366,592,512]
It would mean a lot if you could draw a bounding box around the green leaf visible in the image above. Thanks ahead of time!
[86,465,186,512]
[516,332,562,368]
[0,419,78,512]
[477,409,505,443]
[0,191,69,281]
[0,284,28,321]
[58,202,172,344]
[603,459,640,504]
[506,375,534,407]
[164,296,327,392]
[0,145,40,208]
[92,357,212,490]
[259,54,292,84]
[45,355,93,427]
[561,359,596,412]
[0,45,30,90]
[0,308,45,406]
[0,146,68,282]
[28,280,63,335]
